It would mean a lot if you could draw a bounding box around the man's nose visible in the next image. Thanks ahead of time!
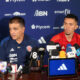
[66,24,70,28]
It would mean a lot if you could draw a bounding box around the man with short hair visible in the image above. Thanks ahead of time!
[0,16,38,66]
[50,14,80,51]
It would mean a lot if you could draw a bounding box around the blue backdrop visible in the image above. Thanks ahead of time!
[0,0,80,46]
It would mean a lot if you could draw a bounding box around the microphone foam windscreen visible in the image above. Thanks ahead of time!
[59,51,66,58]
[73,43,80,50]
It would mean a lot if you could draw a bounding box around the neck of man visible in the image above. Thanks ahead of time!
[65,32,74,42]
[16,34,24,44]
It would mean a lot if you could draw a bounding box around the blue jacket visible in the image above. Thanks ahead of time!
[0,34,38,66]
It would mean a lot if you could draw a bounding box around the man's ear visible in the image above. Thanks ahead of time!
[75,25,78,30]
[22,27,25,33]
[24,27,25,30]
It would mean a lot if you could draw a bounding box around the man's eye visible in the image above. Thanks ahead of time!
[69,23,73,26]
[14,28,18,30]
[64,23,67,25]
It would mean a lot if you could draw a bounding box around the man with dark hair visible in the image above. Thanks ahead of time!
[50,14,80,50]
[9,16,25,26]
[0,16,38,67]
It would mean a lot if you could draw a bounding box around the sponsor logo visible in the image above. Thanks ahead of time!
[5,0,26,3]
[53,26,64,29]
[9,54,17,57]
[54,9,71,15]
[57,0,70,2]
[10,58,18,61]
[61,46,65,50]
[32,0,51,2]
[26,46,32,52]
[9,53,18,63]
[10,48,15,52]
[53,27,60,29]
[10,58,18,63]
[4,11,26,16]
[58,63,67,71]
[31,24,50,30]
[34,10,48,16]
[38,36,46,44]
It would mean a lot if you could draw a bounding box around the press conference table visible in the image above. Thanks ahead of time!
[1,71,80,80]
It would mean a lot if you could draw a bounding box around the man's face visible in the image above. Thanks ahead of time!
[63,18,78,35]
[9,23,25,40]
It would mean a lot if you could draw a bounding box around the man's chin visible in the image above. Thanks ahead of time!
[12,37,16,40]
[65,31,71,35]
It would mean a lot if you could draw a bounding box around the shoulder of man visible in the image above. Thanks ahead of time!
[74,32,80,38]
[24,34,39,47]
[0,36,11,46]
[50,32,63,42]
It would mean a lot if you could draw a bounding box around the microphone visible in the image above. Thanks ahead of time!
[59,51,66,58]
[46,41,56,53]
[66,44,72,53]
[55,43,61,51]
[46,41,59,59]
[67,52,76,58]
[73,43,80,50]
[17,65,23,73]
[30,47,38,60]
[38,47,45,68]
[50,50,59,59]
[76,48,80,56]
[29,47,40,71]
[73,44,80,71]
[38,47,45,56]
[16,65,24,80]
[10,64,17,73]
[66,44,76,58]
[0,61,7,73]
[7,63,12,73]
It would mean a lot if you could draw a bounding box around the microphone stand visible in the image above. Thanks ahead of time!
[38,48,45,72]
[40,54,44,70]
[16,70,22,80]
